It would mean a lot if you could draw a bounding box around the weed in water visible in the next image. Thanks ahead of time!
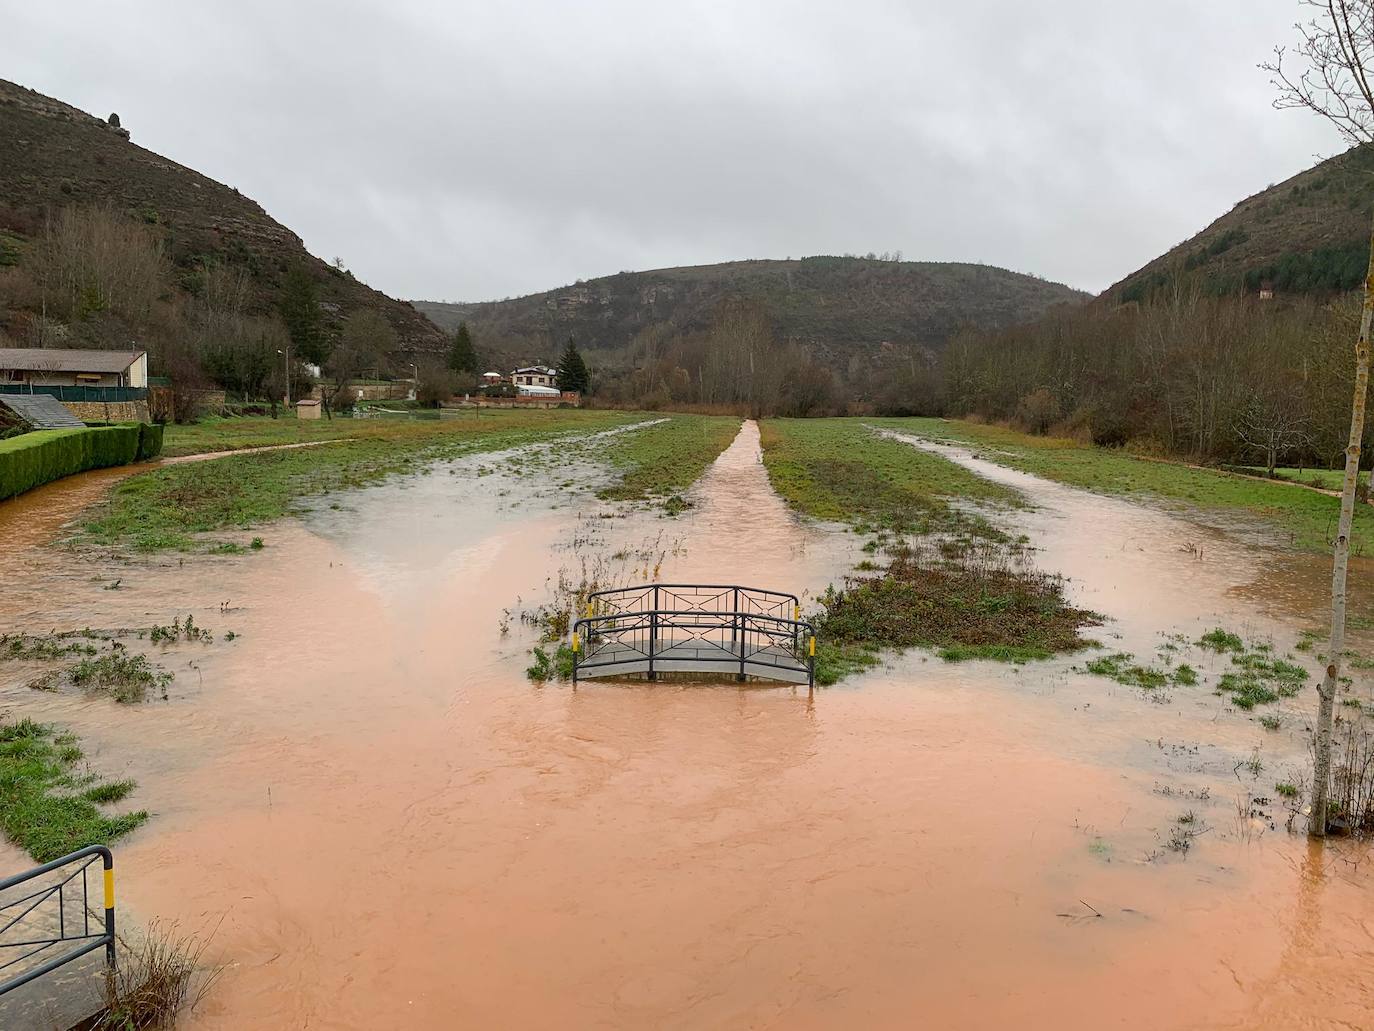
[1081,652,1169,690]
[1,633,97,662]
[95,920,220,1030]
[1171,663,1199,686]
[70,653,173,703]
[1198,628,1244,653]
[1260,714,1283,731]
[525,644,575,683]
[1275,782,1300,799]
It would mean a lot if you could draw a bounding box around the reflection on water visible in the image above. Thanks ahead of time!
[0,421,1372,1028]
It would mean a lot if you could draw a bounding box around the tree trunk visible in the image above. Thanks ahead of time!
[1311,210,1374,838]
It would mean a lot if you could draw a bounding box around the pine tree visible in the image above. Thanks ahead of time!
[279,264,324,363]
[556,337,590,394]
[448,322,479,375]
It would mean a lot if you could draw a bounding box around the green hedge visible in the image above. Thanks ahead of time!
[136,422,165,461]
[0,424,151,502]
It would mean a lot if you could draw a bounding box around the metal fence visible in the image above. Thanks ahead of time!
[0,846,116,997]
[0,385,147,402]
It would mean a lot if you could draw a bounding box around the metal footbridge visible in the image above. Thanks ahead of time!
[572,584,816,687]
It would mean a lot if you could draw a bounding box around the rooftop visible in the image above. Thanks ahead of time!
[0,348,146,373]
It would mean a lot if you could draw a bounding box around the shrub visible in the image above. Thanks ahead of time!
[0,424,148,500]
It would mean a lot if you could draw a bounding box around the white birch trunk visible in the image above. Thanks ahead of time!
[1311,210,1374,837]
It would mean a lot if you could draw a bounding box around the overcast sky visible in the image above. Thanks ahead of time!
[2,1,1346,301]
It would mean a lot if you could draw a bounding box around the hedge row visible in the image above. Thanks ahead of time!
[0,423,164,502]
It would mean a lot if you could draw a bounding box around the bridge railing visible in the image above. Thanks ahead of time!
[586,584,802,620]
[0,845,116,997]
[573,584,815,686]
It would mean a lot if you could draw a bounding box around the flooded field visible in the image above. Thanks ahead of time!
[3,420,1374,1029]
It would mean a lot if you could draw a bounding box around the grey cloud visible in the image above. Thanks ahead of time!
[2,0,1344,300]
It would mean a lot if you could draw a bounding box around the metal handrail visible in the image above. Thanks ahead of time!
[0,845,116,996]
[587,584,800,605]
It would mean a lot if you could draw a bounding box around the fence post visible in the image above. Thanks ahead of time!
[738,612,747,682]
[102,850,116,970]
[648,585,658,681]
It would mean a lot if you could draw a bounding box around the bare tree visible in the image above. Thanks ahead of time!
[1264,1,1374,836]
[321,311,394,417]
[1233,387,1312,476]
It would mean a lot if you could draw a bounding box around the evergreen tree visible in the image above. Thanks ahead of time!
[556,337,590,394]
[448,322,479,374]
[278,264,324,363]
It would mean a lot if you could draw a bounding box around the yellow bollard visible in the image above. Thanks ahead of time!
[808,636,816,657]
[572,632,580,653]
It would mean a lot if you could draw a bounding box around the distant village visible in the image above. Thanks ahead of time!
[0,348,581,429]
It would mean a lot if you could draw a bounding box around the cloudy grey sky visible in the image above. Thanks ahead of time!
[2,1,1345,301]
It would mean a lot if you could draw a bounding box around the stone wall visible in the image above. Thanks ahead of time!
[59,400,151,423]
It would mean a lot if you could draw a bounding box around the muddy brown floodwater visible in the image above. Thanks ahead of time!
[3,421,1374,1029]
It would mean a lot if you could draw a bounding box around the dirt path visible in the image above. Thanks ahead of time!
[2,421,1373,1029]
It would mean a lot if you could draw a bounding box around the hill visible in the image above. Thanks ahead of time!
[413,258,1088,366]
[0,79,447,357]
[1106,144,1374,304]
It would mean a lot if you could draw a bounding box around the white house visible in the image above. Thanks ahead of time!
[0,348,148,388]
[512,365,557,389]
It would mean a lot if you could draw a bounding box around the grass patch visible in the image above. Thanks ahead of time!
[0,720,148,862]
[871,417,1374,554]
[596,416,741,509]
[814,642,883,685]
[760,418,1019,537]
[83,410,643,552]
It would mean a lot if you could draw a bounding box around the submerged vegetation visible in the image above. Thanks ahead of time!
[82,410,644,551]
[759,420,1094,674]
[0,720,147,862]
[815,540,1099,666]
[1077,626,1313,711]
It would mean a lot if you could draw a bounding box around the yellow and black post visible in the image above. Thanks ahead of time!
[102,850,116,969]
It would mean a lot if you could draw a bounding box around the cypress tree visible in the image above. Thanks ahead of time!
[448,322,479,374]
[556,337,590,394]
[279,264,324,363]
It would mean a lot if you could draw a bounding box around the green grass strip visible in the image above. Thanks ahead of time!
[871,417,1374,554]
[759,417,1020,535]
[0,719,147,863]
[596,416,742,508]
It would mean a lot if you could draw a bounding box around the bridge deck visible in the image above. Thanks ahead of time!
[579,640,811,684]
